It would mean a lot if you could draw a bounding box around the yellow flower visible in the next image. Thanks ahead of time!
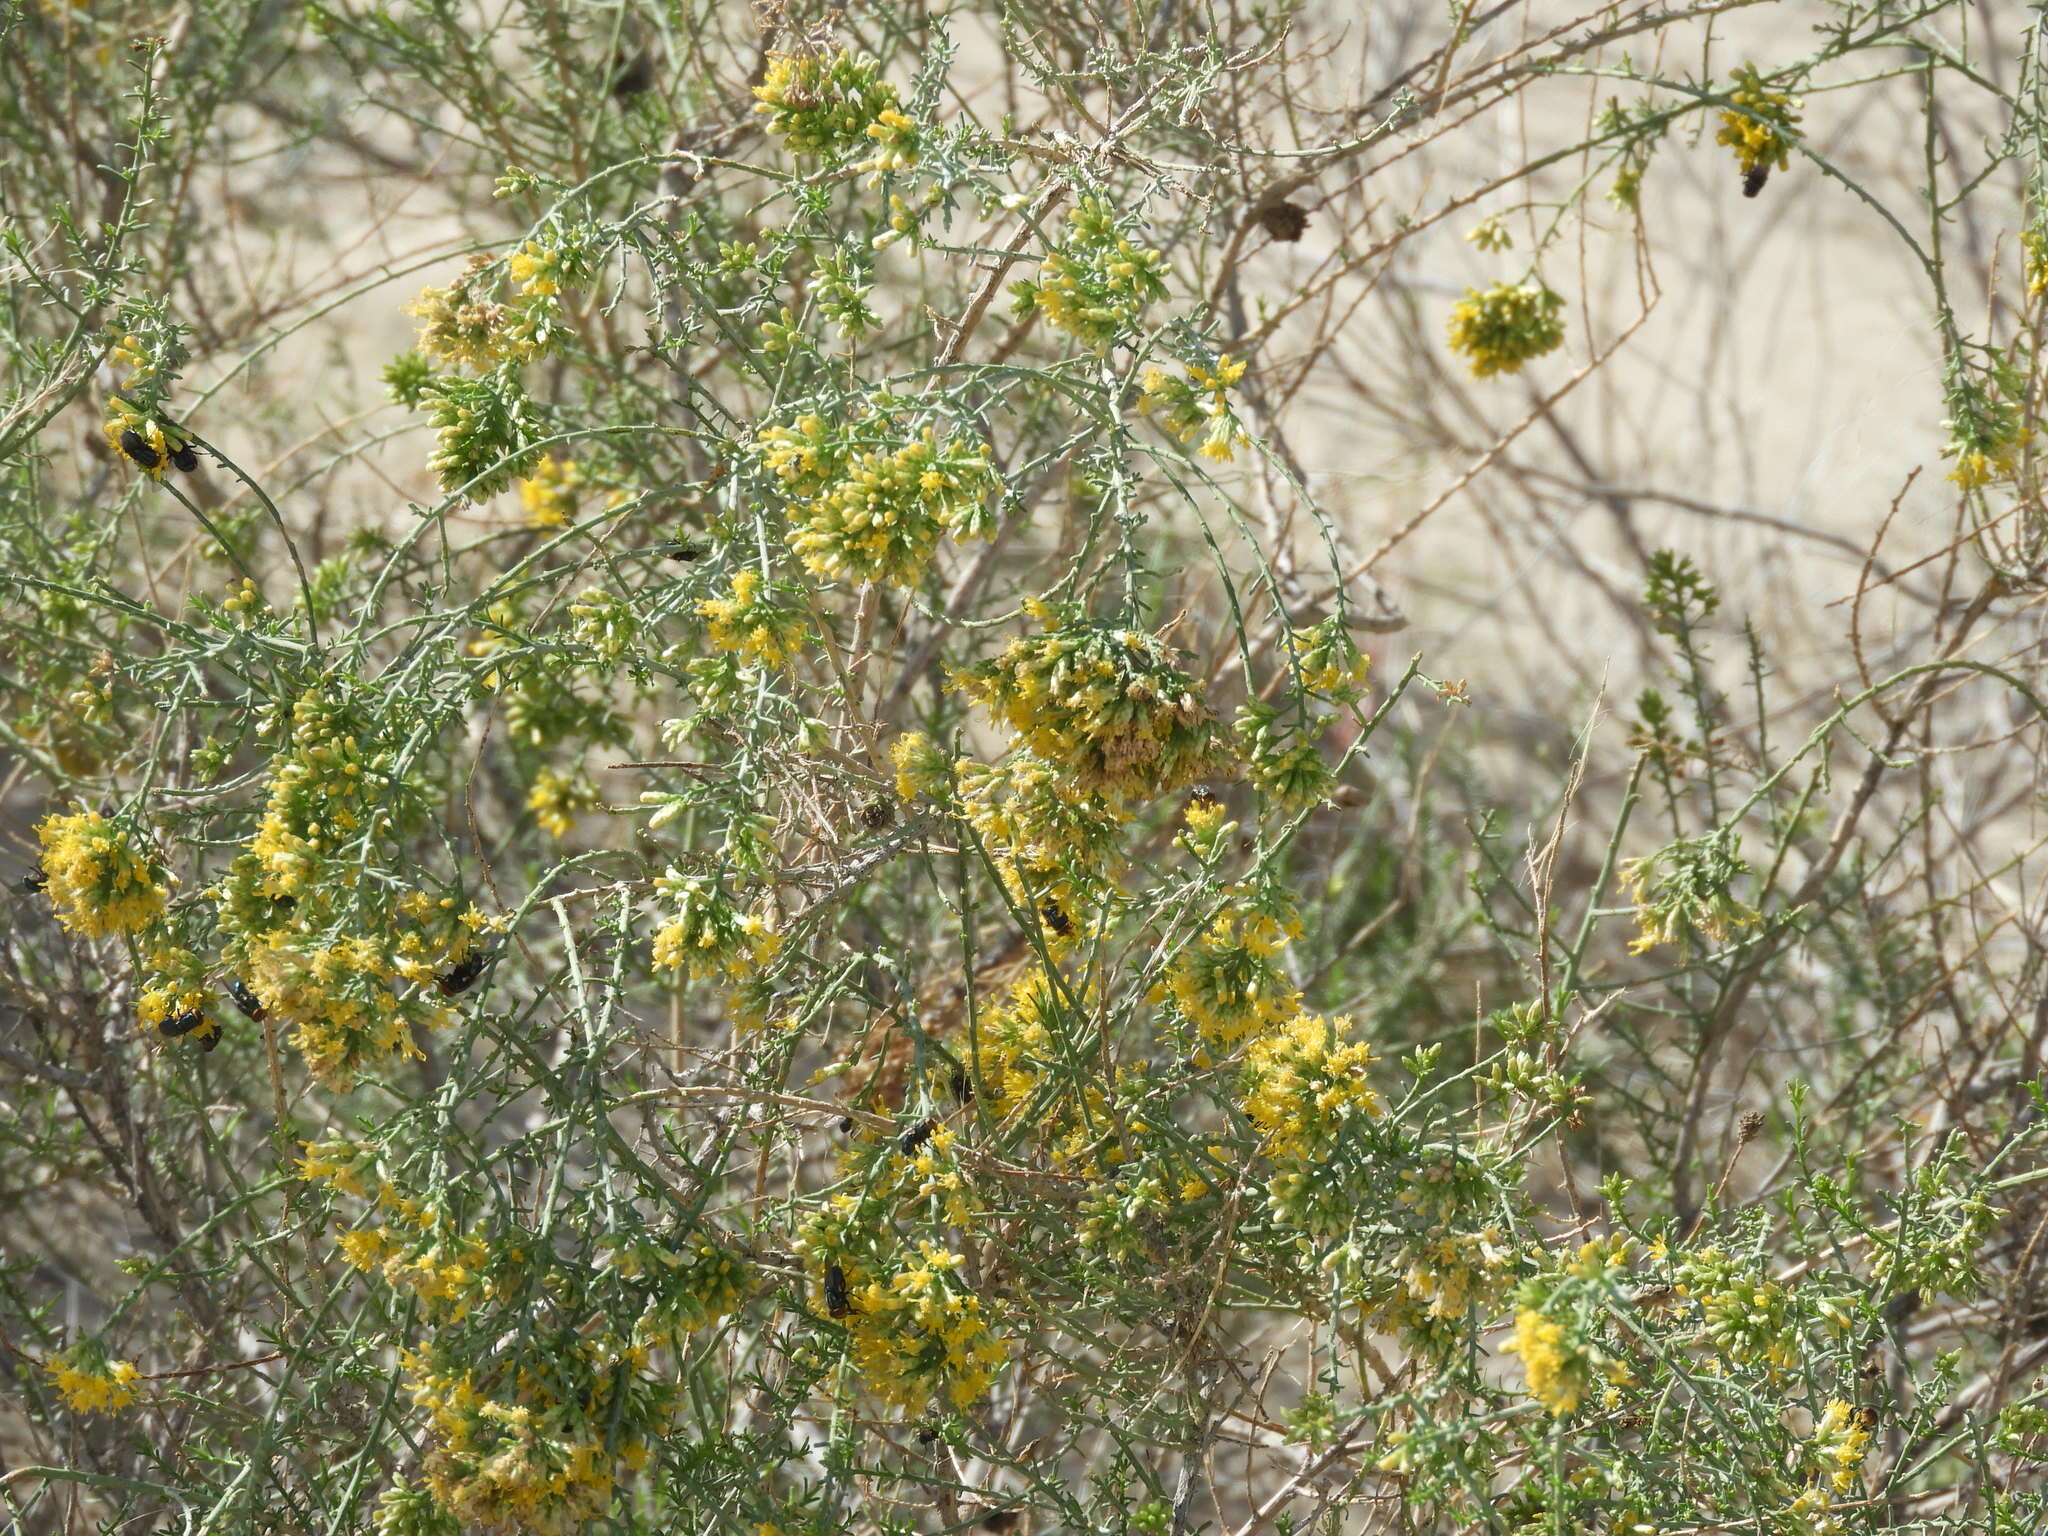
[300,1137,377,1198]
[506,239,561,297]
[517,455,582,528]
[1947,434,2032,491]
[45,1349,140,1415]
[762,415,997,587]
[337,1227,393,1271]
[1716,64,1802,191]
[841,1242,1008,1411]
[754,50,902,160]
[698,569,808,666]
[1011,196,1170,353]
[1505,1308,1581,1416]
[890,731,953,801]
[525,765,596,838]
[1241,1011,1380,1162]
[859,106,920,179]
[1164,908,1299,1046]
[1137,357,1251,462]
[954,601,1224,801]
[1811,1399,1872,1492]
[35,809,171,938]
[1446,282,1567,378]
[2026,228,2048,301]
[649,871,779,981]
[103,413,170,479]
[406,257,510,369]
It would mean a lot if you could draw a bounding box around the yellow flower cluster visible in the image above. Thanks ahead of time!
[1076,1144,1216,1263]
[1011,195,1171,353]
[326,1169,742,1534]
[299,1136,380,1199]
[957,751,1128,893]
[753,50,909,163]
[972,966,1066,1116]
[241,689,378,902]
[44,1347,140,1415]
[840,1242,1009,1411]
[1137,355,1250,462]
[34,808,170,938]
[405,1352,651,1536]
[1384,1163,1515,1327]
[698,569,808,666]
[243,930,447,1091]
[1505,1308,1585,1417]
[407,256,518,370]
[606,1235,749,1347]
[568,587,635,665]
[1179,796,1232,858]
[518,455,583,528]
[860,106,920,180]
[1771,1400,1871,1536]
[506,239,564,297]
[1674,1247,1800,1372]
[1809,1398,1873,1493]
[1236,703,1335,810]
[1162,907,1299,1047]
[337,1194,494,1321]
[890,731,953,801]
[761,413,997,587]
[108,330,158,394]
[1948,438,2031,492]
[1241,1011,1381,1162]
[1395,1226,1512,1327]
[1446,282,1567,378]
[407,236,582,375]
[649,870,780,981]
[955,599,1224,801]
[1283,617,1371,699]
[525,766,597,839]
[135,942,218,1048]
[101,411,170,480]
[1619,831,1759,955]
[213,697,484,1089]
[1716,64,1801,190]
[1498,1243,1637,1416]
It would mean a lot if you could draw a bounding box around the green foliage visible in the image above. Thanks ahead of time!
[4,2,2048,1534]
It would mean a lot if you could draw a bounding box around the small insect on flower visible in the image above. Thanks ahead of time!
[901,1116,937,1155]
[435,949,491,998]
[951,1066,974,1104]
[118,430,161,470]
[19,864,48,894]
[1188,784,1218,809]
[1743,164,1770,198]
[824,1261,852,1319]
[858,796,894,831]
[917,1426,940,1445]
[1039,899,1073,939]
[159,1010,210,1040]
[226,978,267,1023]
[1855,1406,1879,1431]
[167,441,200,473]
[838,1116,856,1134]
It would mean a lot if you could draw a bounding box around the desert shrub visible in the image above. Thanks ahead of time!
[5,2,2048,1534]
